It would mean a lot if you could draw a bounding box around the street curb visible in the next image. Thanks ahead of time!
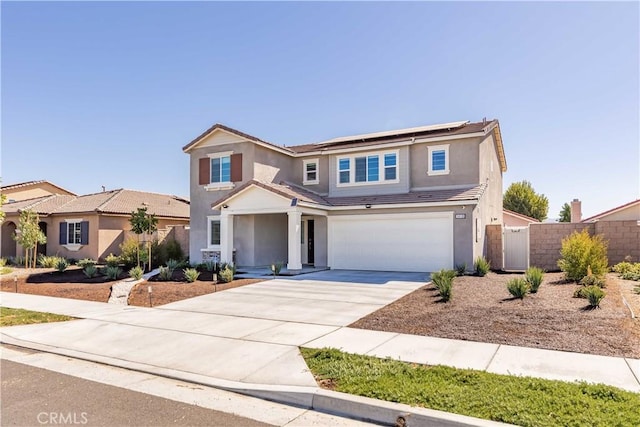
[0,335,511,427]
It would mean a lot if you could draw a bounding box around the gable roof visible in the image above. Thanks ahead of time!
[1,180,76,196]
[183,119,507,172]
[582,199,640,223]
[503,209,540,223]
[212,180,486,210]
[2,190,189,219]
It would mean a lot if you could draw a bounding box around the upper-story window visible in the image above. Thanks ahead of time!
[199,151,242,190]
[337,151,398,186]
[428,144,449,175]
[303,159,319,185]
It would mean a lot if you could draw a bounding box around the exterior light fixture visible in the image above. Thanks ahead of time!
[222,204,229,209]
[365,204,372,209]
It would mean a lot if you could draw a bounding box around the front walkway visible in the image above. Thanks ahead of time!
[1,270,639,394]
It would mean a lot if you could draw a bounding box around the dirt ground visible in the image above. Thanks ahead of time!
[351,272,640,358]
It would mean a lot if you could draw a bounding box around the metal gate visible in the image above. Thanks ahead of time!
[503,226,529,271]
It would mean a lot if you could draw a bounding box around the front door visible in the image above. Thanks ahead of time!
[307,220,315,265]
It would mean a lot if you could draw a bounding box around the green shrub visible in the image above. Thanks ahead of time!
[431,269,455,302]
[583,285,605,308]
[150,239,167,268]
[507,278,529,299]
[119,238,146,268]
[83,264,98,278]
[158,266,173,281]
[164,239,184,263]
[11,256,25,267]
[76,258,97,269]
[579,274,606,288]
[38,255,64,269]
[183,268,200,283]
[614,262,640,281]
[219,266,234,283]
[219,262,236,275]
[573,286,589,299]
[105,253,121,268]
[271,261,284,276]
[201,260,217,272]
[55,258,69,273]
[103,266,122,280]
[129,266,144,280]
[557,230,608,282]
[166,259,180,272]
[612,261,634,275]
[454,263,467,276]
[0,258,6,268]
[474,256,490,277]
[525,267,544,293]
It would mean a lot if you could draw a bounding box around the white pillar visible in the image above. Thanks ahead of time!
[220,213,234,264]
[287,210,302,271]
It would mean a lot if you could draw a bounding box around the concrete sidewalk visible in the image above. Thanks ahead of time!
[1,271,639,426]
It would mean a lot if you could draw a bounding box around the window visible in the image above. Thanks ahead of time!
[428,144,449,175]
[339,158,350,184]
[303,159,319,185]
[68,222,82,244]
[59,220,88,247]
[337,151,398,186]
[209,219,221,246]
[211,156,231,183]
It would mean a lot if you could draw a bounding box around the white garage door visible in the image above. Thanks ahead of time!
[328,212,453,272]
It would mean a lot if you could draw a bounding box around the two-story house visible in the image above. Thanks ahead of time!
[183,119,506,272]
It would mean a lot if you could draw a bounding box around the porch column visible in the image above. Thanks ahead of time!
[220,213,234,264]
[287,210,302,271]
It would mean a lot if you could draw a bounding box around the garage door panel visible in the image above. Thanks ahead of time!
[329,213,453,272]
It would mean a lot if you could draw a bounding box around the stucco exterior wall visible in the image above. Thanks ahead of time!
[2,182,74,202]
[47,214,101,260]
[476,132,504,261]
[295,155,330,195]
[588,205,640,222]
[410,137,480,189]
[253,214,288,266]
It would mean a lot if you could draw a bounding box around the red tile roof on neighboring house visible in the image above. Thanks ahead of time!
[581,199,640,223]
[1,180,76,196]
[212,180,486,209]
[2,190,189,219]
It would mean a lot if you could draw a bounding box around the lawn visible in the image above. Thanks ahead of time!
[0,307,74,327]
[351,271,640,358]
[301,347,640,427]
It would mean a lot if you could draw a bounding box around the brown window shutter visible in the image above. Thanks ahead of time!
[198,158,210,185]
[230,153,243,182]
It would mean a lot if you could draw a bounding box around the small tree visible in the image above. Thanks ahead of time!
[0,193,7,223]
[14,210,46,268]
[503,180,549,222]
[129,207,158,271]
[558,203,571,222]
[558,229,608,282]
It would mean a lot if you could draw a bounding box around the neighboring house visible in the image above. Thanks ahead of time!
[581,199,640,223]
[503,209,540,227]
[1,189,190,261]
[184,119,506,272]
[1,180,75,202]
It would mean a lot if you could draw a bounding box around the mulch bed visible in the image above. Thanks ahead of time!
[350,272,640,358]
[22,267,128,284]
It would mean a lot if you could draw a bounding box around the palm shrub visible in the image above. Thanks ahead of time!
[455,263,467,276]
[166,259,180,273]
[219,266,234,283]
[129,266,144,280]
[103,266,122,280]
[474,256,490,277]
[525,267,544,293]
[431,269,456,302]
[507,278,529,299]
[557,230,608,282]
[55,258,69,273]
[83,264,98,278]
[584,286,605,308]
[158,266,173,281]
[183,268,200,283]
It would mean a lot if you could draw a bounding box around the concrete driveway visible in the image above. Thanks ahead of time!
[1,270,428,389]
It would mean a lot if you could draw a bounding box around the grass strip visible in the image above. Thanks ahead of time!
[301,347,640,427]
[0,307,74,327]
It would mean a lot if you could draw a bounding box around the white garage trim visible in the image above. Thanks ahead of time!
[328,211,453,272]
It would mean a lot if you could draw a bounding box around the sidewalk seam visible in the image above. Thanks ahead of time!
[624,358,640,386]
[483,344,502,371]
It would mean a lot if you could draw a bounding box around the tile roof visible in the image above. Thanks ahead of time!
[1,180,76,195]
[213,180,485,209]
[582,199,640,223]
[2,190,189,219]
[503,209,540,223]
[182,123,293,154]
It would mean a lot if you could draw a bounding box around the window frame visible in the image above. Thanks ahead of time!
[67,221,82,245]
[303,158,319,185]
[207,216,221,248]
[427,144,450,176]
[336,150,399,187]
[205,151,234,190]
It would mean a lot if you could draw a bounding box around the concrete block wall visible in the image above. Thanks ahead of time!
[594,220,640,264]
[485,224,503,271]
[528,223,593,271]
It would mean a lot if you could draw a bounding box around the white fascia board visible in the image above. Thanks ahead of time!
[326,200,478,211]
[413,132,485,144]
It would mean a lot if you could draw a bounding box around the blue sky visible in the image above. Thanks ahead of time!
[2,1,638,219]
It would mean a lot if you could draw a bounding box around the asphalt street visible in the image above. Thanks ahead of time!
[1,359,271,427]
